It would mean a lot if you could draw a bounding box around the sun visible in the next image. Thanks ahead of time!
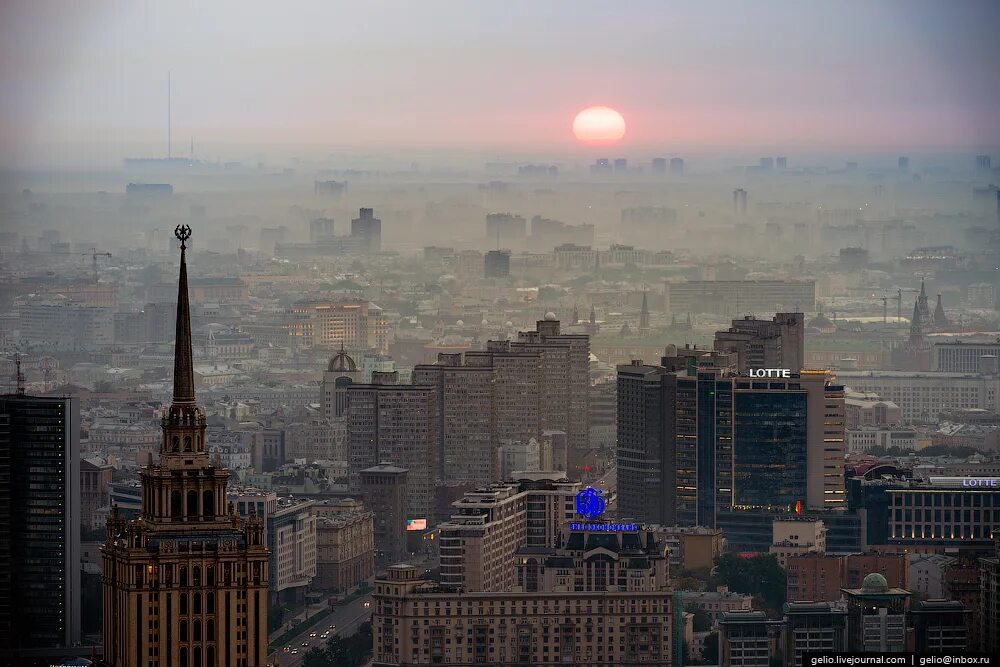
[573,106,626,144]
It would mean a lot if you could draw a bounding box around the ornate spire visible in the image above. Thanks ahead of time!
[909,296,924,346]
[934,294,948,328]
[172,225,195,403]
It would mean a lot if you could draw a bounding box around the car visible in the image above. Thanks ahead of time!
[320,632,329,638]
[301,641,309,647]
[309,632,317,637]
[290,649,298,655]
[329,624,336,630]
[283,646,291,652]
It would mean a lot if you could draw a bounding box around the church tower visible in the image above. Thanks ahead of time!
[102,226,270,667]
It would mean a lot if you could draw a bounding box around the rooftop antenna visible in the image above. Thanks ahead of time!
[15,353,25,396]
[167,72,172,159]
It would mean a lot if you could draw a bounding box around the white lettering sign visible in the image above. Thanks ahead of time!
[748,368,791,378]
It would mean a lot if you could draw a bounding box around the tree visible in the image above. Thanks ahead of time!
[701,632,719,665]
[302,646,330,667]
[714,553,786,612]
[686,605,712,632]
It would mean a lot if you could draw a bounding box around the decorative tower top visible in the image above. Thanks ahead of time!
[172,225,195,404]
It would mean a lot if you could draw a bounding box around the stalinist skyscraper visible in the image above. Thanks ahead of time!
[102,226,269,667]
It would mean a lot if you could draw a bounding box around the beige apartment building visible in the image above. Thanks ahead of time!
[373,527,673,667]
[287,298,389,353]
[314,501,374,593]
[438,472,579,592]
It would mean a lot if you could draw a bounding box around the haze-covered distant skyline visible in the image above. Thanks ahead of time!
[1,0,999,168]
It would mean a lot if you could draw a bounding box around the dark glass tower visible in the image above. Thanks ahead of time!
[0,393,81,658]
[732,390,807,510]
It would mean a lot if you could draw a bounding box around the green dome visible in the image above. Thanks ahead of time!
[861,572,889,592]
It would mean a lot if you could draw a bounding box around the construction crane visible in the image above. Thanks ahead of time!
[30,247,112,282]
[891,287,919,324]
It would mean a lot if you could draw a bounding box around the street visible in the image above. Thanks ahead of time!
[271,594,374,667]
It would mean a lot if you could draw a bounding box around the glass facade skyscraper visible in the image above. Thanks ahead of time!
[0,394,81,657]
[733,390,807,510]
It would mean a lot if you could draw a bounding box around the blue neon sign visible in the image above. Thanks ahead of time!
[575,487,606,520]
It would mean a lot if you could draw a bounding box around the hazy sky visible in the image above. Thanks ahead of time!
[1,0,998,166]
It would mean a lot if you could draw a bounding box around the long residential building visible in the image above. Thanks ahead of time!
[835,370,999,423]
[373,527,673,667]
[664,279,816,315]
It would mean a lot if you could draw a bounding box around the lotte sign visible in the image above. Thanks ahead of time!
[748,368,792,378]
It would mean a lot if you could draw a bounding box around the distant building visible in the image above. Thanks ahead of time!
[770,519,826,567]
[776,156,788,169]
[321,347,361,421]
[651,157,667,173]
[485,213,526,244]
[314,179,347,197]
[286,299,389,352]
[80,457,114,529]
[898,156,910,172]
[664,279,816,315]
[483,249,511,278]
[125,181,173,195]
[350,207,381,252]
[713,312,804,373]
[670,157,685,173]
[733,188,748,216]
[934,340,1000,374]
[315,506,374,593]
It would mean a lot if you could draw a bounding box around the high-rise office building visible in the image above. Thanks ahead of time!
[776,156,788,169]
[617,351,844,528]
[613,157,628,173]
[483,249,511,278]
[0,393,81,659]
[101,227,270,667]
[651,157,667,173]
[898,156,910,172]
[976,154,992,171]
[718,612,781,667]
[347,374,436,519]
[485,213,526,243]
[734,187,748,216]
[670,157,685,173]
[413,353,494,484]
[713,312,804,373]
[350,207,381,252]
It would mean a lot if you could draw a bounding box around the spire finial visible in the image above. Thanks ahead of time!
[172,225,196,403]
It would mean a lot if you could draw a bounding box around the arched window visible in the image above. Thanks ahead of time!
[207,619,215,641]
[207,591,215,610]
[179,647,188,667]
[193,647,201,667]
[203,489,215,518]
[183,435,192,452]
[207,647,215,666]
[193,592,201,613]
[172,436,180,452]
[193,566,201,586]
[179,567,188,587]
[180,619,188,641]
[194,619,201,641]
[171,491,182,519]
[206,567,215,587]
[187,490,198,519]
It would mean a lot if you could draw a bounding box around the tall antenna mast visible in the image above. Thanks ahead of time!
[15,353,25,396]
[167,71,172,159]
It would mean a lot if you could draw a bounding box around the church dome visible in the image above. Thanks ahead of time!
[861,572,889,593]
[544,311,557,321]
[328,350,357,372]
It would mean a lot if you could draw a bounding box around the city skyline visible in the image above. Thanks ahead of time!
[2,1,1000,169]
